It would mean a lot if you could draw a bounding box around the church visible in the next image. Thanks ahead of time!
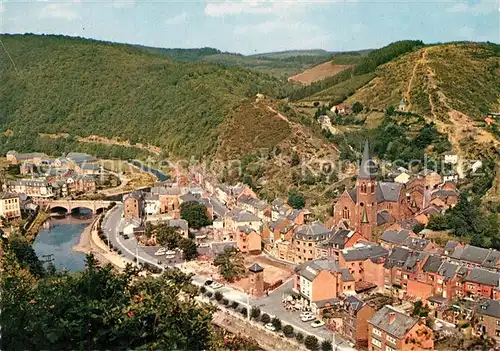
[331,141,413,241]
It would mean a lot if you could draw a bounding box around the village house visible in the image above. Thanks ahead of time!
[168,219,189,238]
[151,186,181,217]
[237,194,270,221]
[236,226,261,254]
[379,228,415,250]
[443,152,459,165]
[66,175,97,195]
[144,194,160,215]
[293,258,355,313]
[444,244,500,270]
[368,305,434,351]
[0,192,21,222]
[331,141,412,241]
[6,151,48,165]
[66,152,98,166]
[475,298,500,343]
[342,295,376,348]
[123,192,144,219]
[315,228,364,259]
[271,198,292,221]
[292,222,331,263]
[462,268,500,300]
[338,242,389,293]
[74,163,102,175]
[261,218,296,261]
[224,208,262,232]
[5,179,54,198]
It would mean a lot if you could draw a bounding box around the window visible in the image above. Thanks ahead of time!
[496,320,500,326]
[386,346,396,351]
[371,338,382,348]
[373,328,382,337]
[496,330,500,337]
[403,274,409,279]
[386,335,396,344]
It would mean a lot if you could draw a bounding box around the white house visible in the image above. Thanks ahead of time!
[394,172,411,184]
[444,152,458,165]
[145,194,160,215]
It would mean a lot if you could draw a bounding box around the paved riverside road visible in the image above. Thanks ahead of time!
[102,204,354,349]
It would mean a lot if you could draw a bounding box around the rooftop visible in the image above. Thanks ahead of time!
[368,305,418,339]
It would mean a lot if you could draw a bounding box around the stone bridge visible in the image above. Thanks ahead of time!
[39,199,119,214]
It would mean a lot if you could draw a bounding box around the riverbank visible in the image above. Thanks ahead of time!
[26,211,51,243]
[72,218,95,254]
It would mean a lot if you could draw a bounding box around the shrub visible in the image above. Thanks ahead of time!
[296,333,304,343]
[117,250,122,255]
[282,325,294,337]
[305,335,319,350]
[206,292,213,299]
[231,301,239,309]
[200,286,206,294]
[321,340,332,351]
[271,317,282,331]
[222,299,229,305]
[240,307,247,317]
[260,313,271,324]
[214,291,223,301]
[250,307,261,319]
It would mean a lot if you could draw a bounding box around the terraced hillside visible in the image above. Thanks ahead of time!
[345,43,500,158]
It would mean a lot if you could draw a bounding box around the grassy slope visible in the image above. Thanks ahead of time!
[0,34,290,159]
[346,43,500,119]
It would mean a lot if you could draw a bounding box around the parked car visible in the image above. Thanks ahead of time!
[211,282,223,289]
[165,254,175,259]
[300,311,314,318]
[265,323,276,332]
[198,243,210,248]
[311,320,325,328]
[301,315,315,322]
[154,249,166,256]
[165,250,176,255]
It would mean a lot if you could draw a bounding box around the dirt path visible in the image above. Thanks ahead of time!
[265,105,290,123]
[404,51,423,111]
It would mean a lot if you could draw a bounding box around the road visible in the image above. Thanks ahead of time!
[102,204,354,349]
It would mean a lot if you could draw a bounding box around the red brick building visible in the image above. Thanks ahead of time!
[332,141,412,241]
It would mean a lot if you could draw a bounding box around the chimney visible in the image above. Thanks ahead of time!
[388,312,396,324]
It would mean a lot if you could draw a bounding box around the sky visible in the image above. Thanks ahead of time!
[0,0,498,54]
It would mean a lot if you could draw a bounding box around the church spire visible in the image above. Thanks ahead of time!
[358,140,377,180]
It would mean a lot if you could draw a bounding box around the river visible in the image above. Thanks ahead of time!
[32,214,94,272]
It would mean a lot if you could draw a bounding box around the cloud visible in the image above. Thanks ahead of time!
[39,3,79,20]
[447,0,497,14]
[112,0,136,9]
[165,12,187,25]
[204,0,335,17]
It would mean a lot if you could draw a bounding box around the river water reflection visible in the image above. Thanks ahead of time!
[33,214,93,272]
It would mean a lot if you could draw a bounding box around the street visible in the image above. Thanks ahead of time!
[101,203,354,349]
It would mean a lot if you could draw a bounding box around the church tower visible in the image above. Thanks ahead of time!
[356,141,378,241]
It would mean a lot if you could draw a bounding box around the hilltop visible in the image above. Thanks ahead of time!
[0,34,292,160]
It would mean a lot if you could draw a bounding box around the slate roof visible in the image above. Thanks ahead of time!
[295,258,340,281]
[0,192,18,200]
[322,229,356,249]
[168,219,189,231]
[477,299,500,319]
[150,186,181,196]
[145,194,159,201]
[238,195,269,210]
[340,268,354,282]
[483,250,500,268]
[368,306,418,339]
[15,152,46,159]
[465,268,500,286]
[66,152,97,163]
[460,245,491,265]
[9,179,50,187]
[347,188,357,203]
[358,141,377,180]
[422,255,442,273]
[341,243,388,262]
[180,193,200,203]
[248,263,264,273]
[450,246,465,260]
[295,222,330,237]
[78,163,101,170]
[232,210,261,222]
[384,247,411,269]
[380,229,411,244]
[237,226,256,234]
[437,261,459,280]
[345,295,365,313]
[403,237,430,251]
[377,211,391,225]
[376,182,403,203]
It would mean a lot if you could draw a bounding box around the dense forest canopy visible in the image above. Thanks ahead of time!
[0,34,291,159]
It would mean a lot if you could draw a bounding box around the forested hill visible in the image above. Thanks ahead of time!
[0,34,291,159]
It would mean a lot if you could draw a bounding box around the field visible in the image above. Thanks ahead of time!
[288,62,352,85]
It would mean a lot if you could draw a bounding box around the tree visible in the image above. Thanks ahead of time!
[7,233,46,278]
[386,105,395,116]
[321,340,333,351]
[260,313,271,324]
[214,291,223,301]
[305,335,319,350]
[296,333,304,343]
[250,306,261,319]
[0,251,215,350]
[271,317,282,331]
[180,201,212,229]
[154,225,182,248]
[352,101,363,114]
[291,152,301,167]
[240,307,247,316]
[287,190,305,209]
[231,301,239,309]
[282,325,294,337]
[413,222,425,234]
[213,246,246,282]
[179,238,198,261]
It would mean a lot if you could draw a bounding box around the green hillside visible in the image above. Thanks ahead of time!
[0,34,291,159]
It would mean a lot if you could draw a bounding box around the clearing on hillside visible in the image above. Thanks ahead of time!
[288,62,352,85]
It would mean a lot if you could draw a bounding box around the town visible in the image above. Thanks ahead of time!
[1,141,498,351]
